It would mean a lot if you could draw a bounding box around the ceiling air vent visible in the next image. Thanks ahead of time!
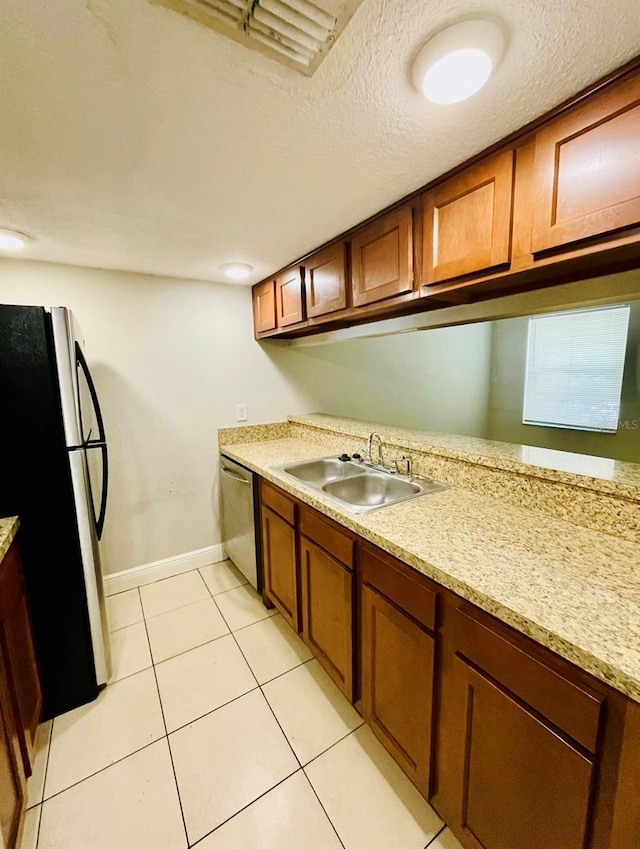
[152,0,363,75]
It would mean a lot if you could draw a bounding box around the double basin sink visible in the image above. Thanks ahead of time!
[274,456,446,514]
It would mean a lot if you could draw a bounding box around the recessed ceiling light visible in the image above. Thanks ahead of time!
[0,228,31,251]
[220,262,253,280]
[413,20,506,105]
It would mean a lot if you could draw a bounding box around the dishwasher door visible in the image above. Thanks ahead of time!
[219,456,259,591]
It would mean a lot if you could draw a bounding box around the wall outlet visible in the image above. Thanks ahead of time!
[236,403,248,422]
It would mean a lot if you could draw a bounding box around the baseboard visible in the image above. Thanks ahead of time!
[104,544,225,596]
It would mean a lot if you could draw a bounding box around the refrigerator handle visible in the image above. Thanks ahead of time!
[85,440,109,540]
[76,343,109,539]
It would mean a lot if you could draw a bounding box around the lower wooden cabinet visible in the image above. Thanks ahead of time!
[0,648,25,849]
[260,483,299,631]
[255,476,640,849]
[0,540,42,849]
[300,537,354,700]
[361,584,435,793]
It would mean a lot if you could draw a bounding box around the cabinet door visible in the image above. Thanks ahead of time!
[351,206,414,307]
[532,73,640,253]
[423,149,514,285]
[261,506,299,631]
[361,585,434,793]
[276,267,304,326]
[0,649,25,849]
[0,545,41,775]
[300,537,353,700]
[253,281,276,333]
[305,243,347,317]
[449,658,595,849]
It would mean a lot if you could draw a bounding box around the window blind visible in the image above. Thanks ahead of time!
[522,305,630,433]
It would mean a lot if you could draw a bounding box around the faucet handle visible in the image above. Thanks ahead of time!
[394,455,412,477]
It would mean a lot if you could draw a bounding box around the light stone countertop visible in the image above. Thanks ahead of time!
[0,516,19,563]
[220,437,640,703]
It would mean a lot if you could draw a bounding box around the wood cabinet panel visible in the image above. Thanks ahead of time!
[305,243,348,317]
[276,267,304,326]
[532,73,640,253]
[351,206,414,306]
[454,604,602,753]
[361,544,437,633]
[0,544,41,776]
[362,585,434,793]
[300,537,353,700]
[423,150,514,284]
[0,648,25,849]
[252,281,276,333]
[261,480,296,525]
[261,506,299,631]
[451,659,594,849]
[299,506,354,569]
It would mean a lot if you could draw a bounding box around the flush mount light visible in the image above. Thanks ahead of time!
[0,228,31,251]
[412,20,506,105]
[220,262,254,280]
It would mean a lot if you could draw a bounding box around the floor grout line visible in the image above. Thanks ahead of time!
[140,598,191,849]
[185,768,302,849]
[34,718,54,849]
[424,823,447,847]
[300,769,347,849]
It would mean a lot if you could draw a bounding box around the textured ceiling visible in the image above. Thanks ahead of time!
[1,0,639,285]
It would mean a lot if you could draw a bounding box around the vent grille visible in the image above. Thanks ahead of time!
[152,0,363,75]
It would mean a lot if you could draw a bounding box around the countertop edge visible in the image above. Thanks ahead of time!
[0,516,20,563]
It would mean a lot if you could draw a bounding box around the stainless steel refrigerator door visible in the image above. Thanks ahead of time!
[51,307,84,448]
[220,458,258,590]
[67,448,111,686]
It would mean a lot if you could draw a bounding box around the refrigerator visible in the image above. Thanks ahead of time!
[0,304,111,718]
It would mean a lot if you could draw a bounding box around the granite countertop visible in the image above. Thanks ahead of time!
[220,437,640,704]
[0,516,19,562]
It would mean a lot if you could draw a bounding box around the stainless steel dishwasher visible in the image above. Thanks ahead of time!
[219,455,260,591]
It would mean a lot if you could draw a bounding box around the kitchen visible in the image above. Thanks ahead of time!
[1,1,639,848]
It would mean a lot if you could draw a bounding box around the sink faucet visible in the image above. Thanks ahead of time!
[367,432,384,468]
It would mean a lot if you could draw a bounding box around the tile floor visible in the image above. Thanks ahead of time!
[21,560,464,849]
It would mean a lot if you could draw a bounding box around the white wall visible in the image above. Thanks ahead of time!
[0,259,312,574]
[1,259,492,574]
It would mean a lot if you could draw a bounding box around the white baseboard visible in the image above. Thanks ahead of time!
[104,544,225,596]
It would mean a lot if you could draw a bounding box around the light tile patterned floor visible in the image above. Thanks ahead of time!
[22,562,464,849]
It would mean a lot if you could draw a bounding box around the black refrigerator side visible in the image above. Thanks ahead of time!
[0,304,100,718]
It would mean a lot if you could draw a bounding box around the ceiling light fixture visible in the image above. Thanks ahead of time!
[0,228,31,251]
[220,262,254,280]
[412,20,506,105]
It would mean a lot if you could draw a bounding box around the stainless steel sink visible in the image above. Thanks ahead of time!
[274,456,446,514]
[281,457,364,486]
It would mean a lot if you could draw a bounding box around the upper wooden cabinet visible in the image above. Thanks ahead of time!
[422,149,515,285]
[350,205,414,307]
[252,281,276,333]
[252,62,640,338]
[532,73,640,253]
[275,266,305,327]
[304,242,348,318]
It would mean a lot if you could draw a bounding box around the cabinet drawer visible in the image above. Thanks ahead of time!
[260,480,296,525]
[299,506,354,570]
[453,604,603,753]
[361,545,437,633]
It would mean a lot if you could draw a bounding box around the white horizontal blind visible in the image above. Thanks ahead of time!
[523,305,630,433]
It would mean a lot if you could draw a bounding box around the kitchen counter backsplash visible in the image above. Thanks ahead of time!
[0,516,19,562]
[221,414,639,543]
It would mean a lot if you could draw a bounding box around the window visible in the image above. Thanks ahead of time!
[523,305,630,433]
